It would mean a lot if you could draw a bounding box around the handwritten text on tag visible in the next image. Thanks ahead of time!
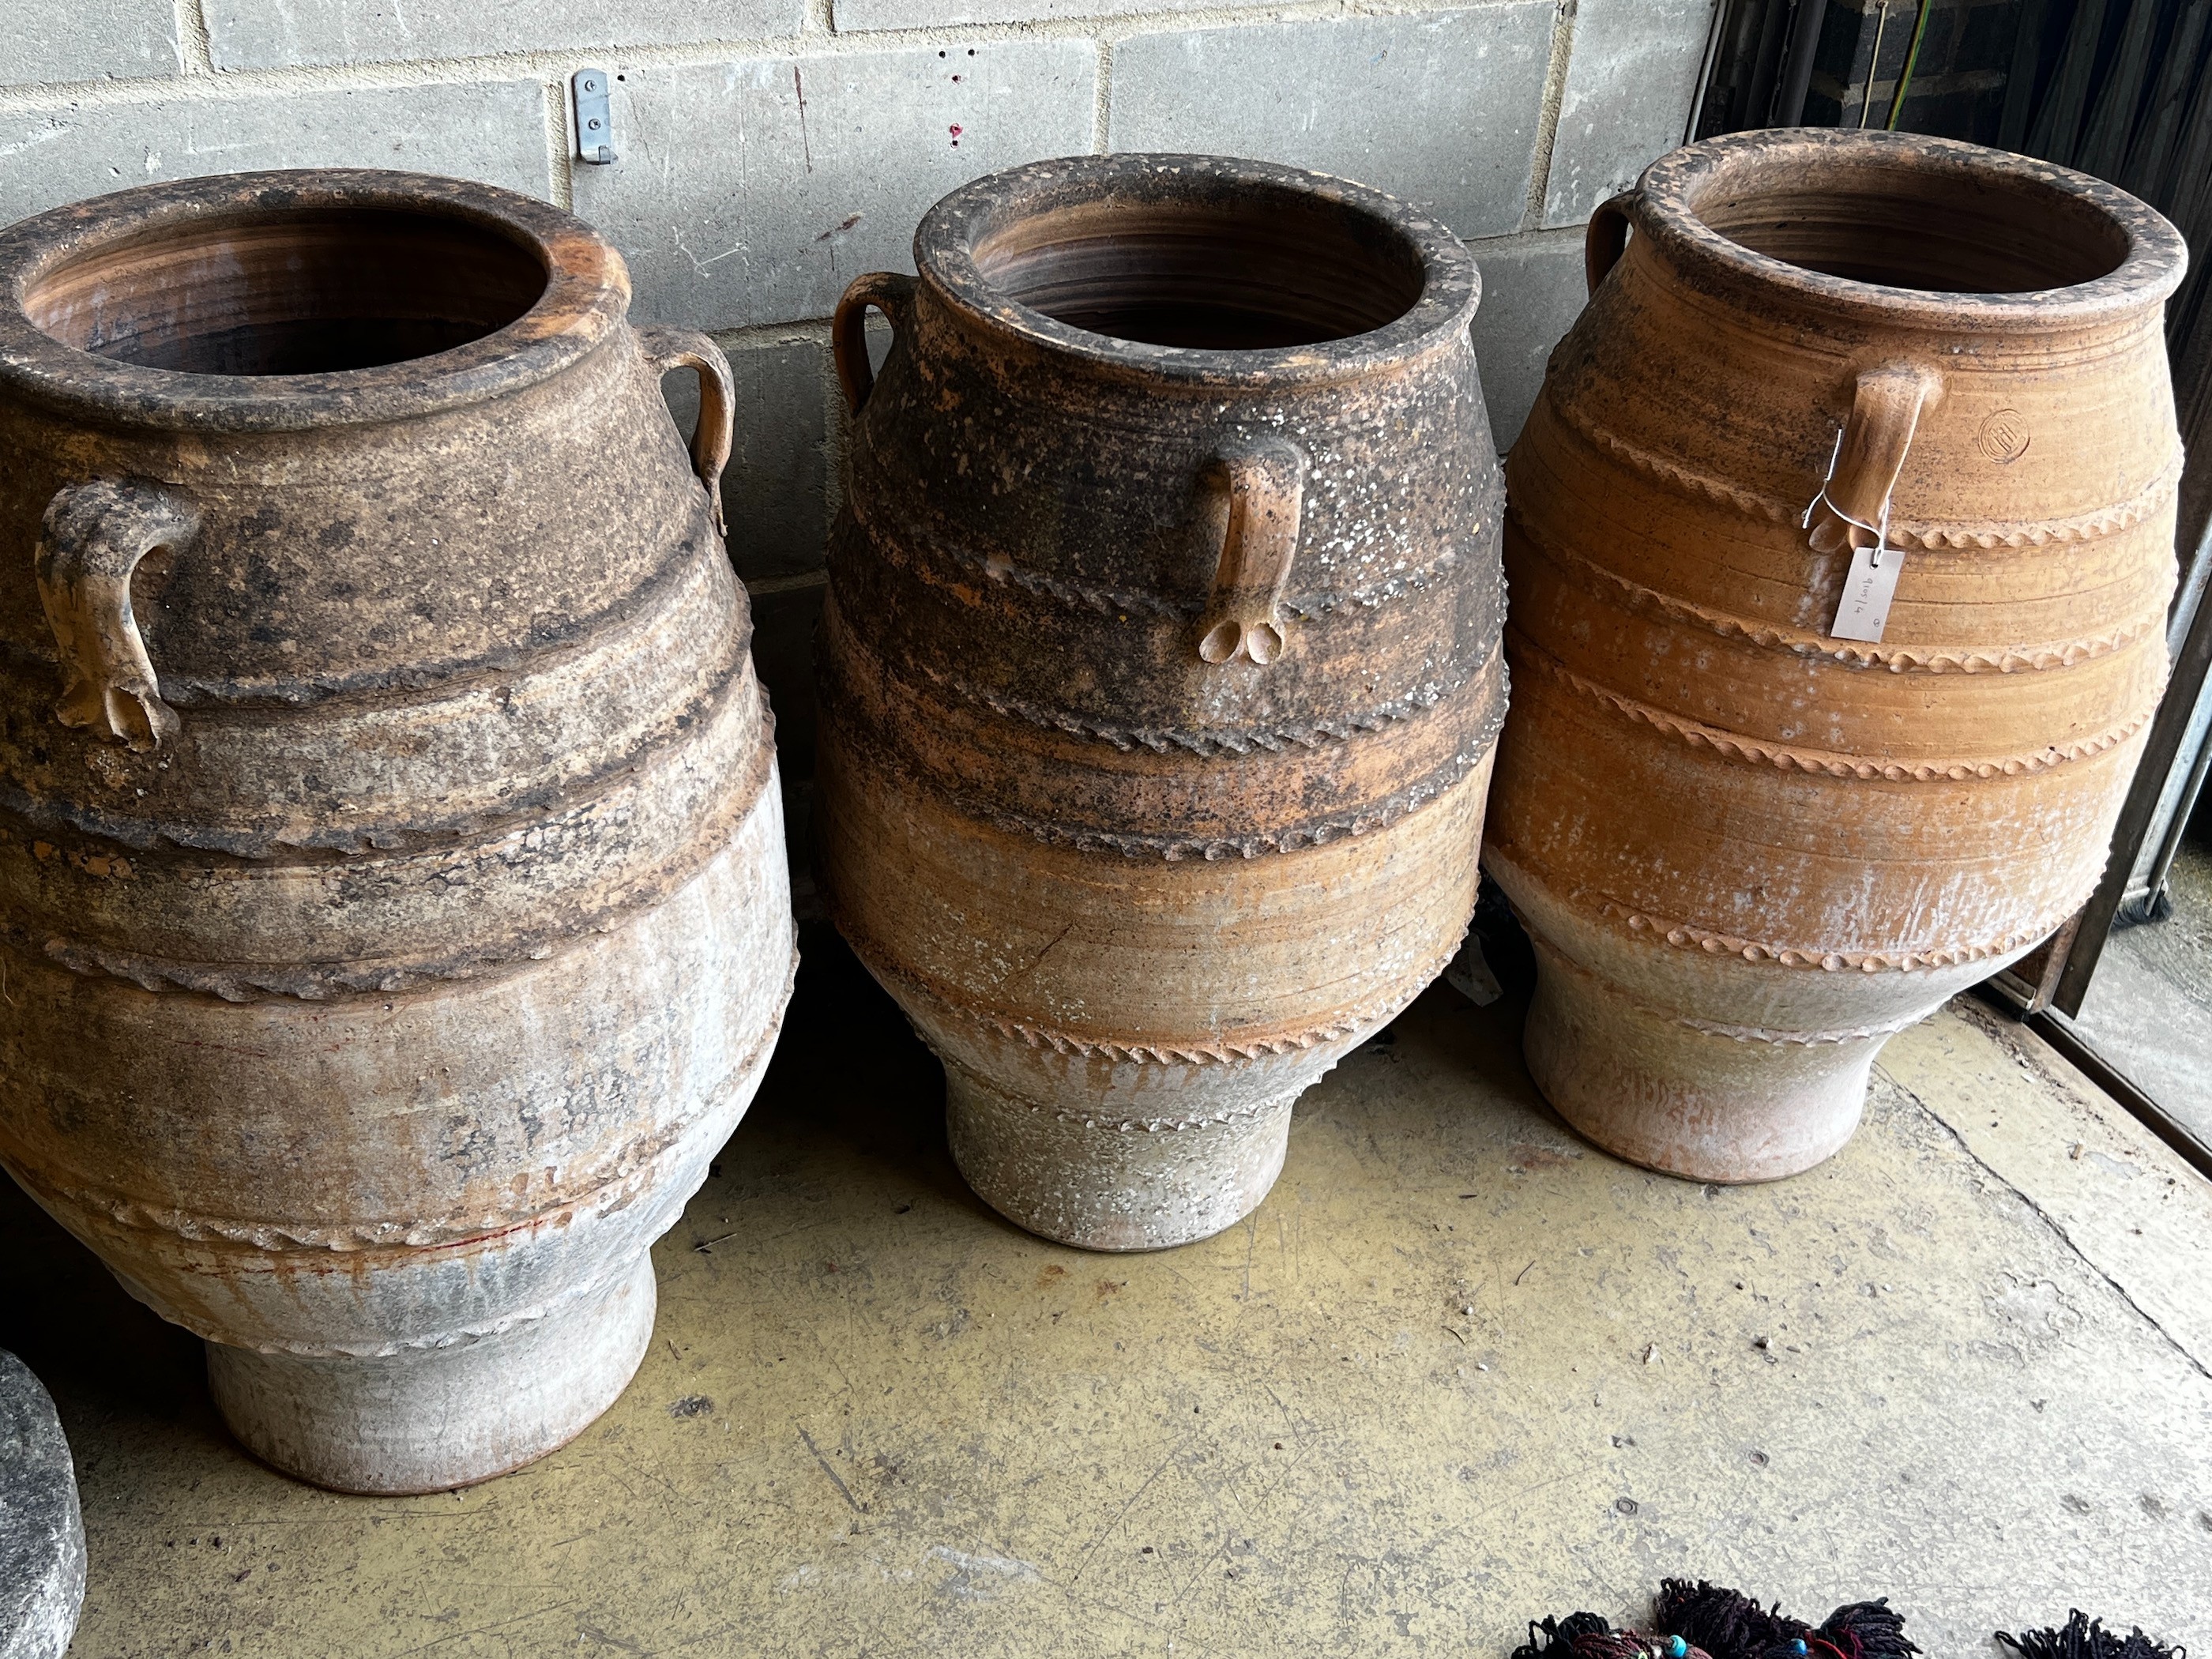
[1830,544,1904,642]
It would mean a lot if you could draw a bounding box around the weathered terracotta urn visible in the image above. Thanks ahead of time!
[1488,130,2185,1181]
[818,155,1506,1250]
[0,171,795,1492]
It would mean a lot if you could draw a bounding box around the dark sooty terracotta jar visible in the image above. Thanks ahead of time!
[1488,130,2185,1182]
[817,154,1507,1250]
[0,171,795,1492]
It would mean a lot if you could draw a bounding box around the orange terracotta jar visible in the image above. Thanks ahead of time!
[1487,130,2186,1181]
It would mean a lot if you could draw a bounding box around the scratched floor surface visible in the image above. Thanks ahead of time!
[7,927,2211,1657]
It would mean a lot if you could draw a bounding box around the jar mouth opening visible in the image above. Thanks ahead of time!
[1680,146,2129,295]
[22,204,551,378]
[1635,132,2182,325]
[0,171,630,431]
[920,155,1476,381]
[966,183,1428,351]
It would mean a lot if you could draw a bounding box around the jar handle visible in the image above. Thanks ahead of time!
[1585,192,1635,295]
[638,325,735,539]
[1804,363,1943,556]
[833,272,917,416]
[1198,440,1306,668]
[35,479,200,753]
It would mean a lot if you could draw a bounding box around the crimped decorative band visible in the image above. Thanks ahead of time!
[918,643,1502,758]
[1526,930,1928,1044]
[846,484,1499,623]
[1596,895,2085,974]
[847,920,1449,1086]
[1552,397,2184,549]
[1510,509,2165,675]
[12,946,796,1268]
[1512,635,2156,781]
[2,714,779,1002]
[958,721,1496,861]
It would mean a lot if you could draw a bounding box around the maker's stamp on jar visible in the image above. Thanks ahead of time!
[1977,407,2031,464]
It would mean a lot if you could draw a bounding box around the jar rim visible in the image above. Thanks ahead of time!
[0,168,630,432]
[914,152,1480,386]
[1627,130,2187,332]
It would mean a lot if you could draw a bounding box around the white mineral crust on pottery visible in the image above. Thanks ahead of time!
[1486,130,2185,1183]
[0,172,796,1492]
[816,156,1508,1249]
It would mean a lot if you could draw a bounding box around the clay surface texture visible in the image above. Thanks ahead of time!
[1488,130,2186,1182]
[818,154,1506,1250]
[0,171,794,1492]
[0,1350,82,1659]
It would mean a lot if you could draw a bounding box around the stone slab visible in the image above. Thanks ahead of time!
[204,0,803,72]
[0,0,179,89]
[0,80,553,231]
[16,977,2212,1655]
[1542,0,1717,228]
[1108,6,1557,243]
[572,43,1098,332]
[836,0,1214,34]
[0,1351,83,1659]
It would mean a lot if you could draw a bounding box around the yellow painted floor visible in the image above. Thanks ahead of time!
[8,928,2212,1657]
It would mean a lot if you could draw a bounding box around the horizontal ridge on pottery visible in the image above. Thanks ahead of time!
[1485,130,2185,1184]
[1510,494,2169,673]
[0,170,795,1490]
[1556,393,2186,547]
[817,155,1506,1249]
[1510,632,2155,782]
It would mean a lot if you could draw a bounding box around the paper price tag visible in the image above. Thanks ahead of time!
[1830,544,1903,642]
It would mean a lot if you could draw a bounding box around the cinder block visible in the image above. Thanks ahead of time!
[0,81,553,230]
[0,0,179,88]
[1542,0,1717,228]
[1465,228,1587,450]
[662,333,833,584]
[836,0,1210,35]
[573,42,1098,332]
[205,0,802,72]
[1108,6,1556,242]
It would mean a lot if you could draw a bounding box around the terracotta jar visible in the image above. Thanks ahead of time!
[0,171,795,1492]
[1488,131,2184,1181]
[817,155,1505,1250]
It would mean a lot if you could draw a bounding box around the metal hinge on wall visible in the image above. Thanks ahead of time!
[573,68,615,165]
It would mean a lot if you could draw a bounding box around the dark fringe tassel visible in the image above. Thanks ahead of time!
[1996,1612,2186,1659]
[1513,1612,1650,1659]
[1511,1610,1712,1659]
[1654,1579,1808,1659]
[1647,1582,1919,1659]
[1818,1601,1918,1659]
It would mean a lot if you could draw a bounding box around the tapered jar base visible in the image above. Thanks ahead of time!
[1520,937,1875,1183]
[945,1063,1292,1251]
[205,1253,656,1495]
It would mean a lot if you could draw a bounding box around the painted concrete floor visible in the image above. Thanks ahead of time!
[6,928,2211,1658]
[2075,811,2212,1140]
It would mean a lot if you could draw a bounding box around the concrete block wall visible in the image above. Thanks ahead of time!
[2,0,1716,810]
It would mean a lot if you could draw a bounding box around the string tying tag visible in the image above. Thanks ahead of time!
[1802,364,1939,644]
[1802,429,1892,571]
[1805,429,1903,645]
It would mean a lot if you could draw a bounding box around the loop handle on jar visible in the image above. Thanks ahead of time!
[638,325,736,539]
[1585,192,1636,295]
[1803,362,1943,565]
[833,271,918,416]
[35,478,200,752]
[1198,440,1306,668]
